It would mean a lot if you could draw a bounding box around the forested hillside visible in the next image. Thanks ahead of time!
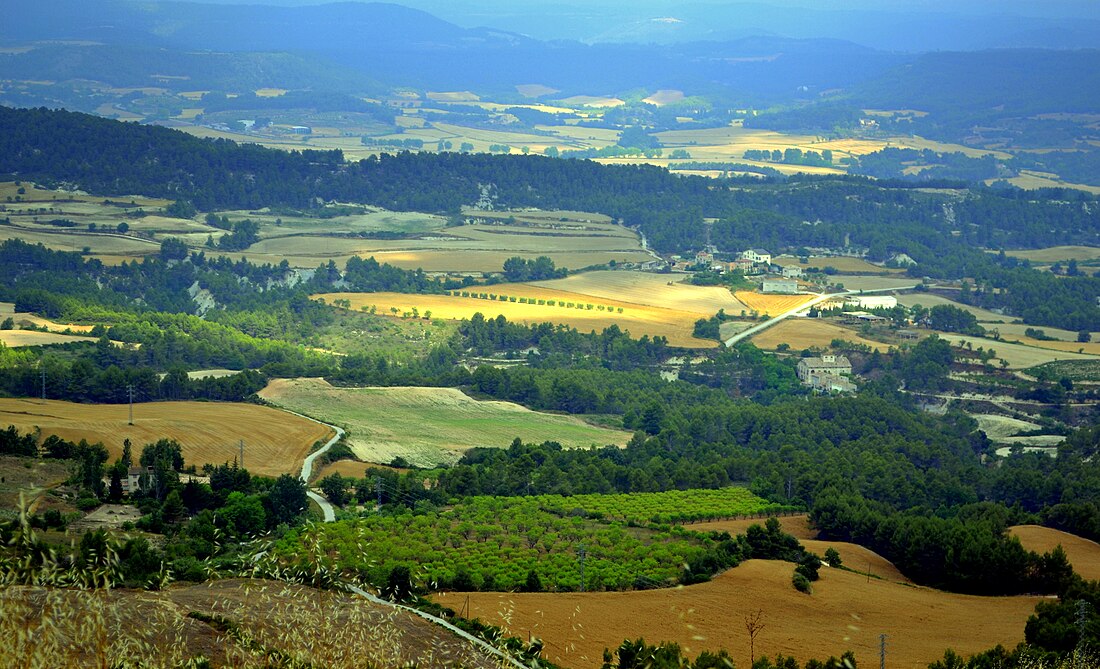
[3,106,1099,330]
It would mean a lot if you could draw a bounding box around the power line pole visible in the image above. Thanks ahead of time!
[238,439,244,470]
[880,634,887,669]
[41,368,46,401]
[375,476,382,507]
[578,544,586,593]
[127,384,134,425]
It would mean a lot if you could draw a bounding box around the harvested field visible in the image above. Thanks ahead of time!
[1010,525,1100,582]
[436,559,1040,669]
[896,294,1013,322]
[734,291,817,316]
[828,275,917,292]
[0,330,98,347]
[938,334,1098,369]
[257,378,630,468]
[0,398,332,477]
[2,578,499,669]
[1005,246,1100,263]
[750,319,890,352]
[992,323,1100,345]
[315,288,716,348]
[689,514,906,582]
[311,458,407,482]
[773,256,902,274]
[972,414,1042,440]
[692,514,817,539]
[530,271,749,314]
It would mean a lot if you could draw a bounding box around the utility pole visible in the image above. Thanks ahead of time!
[375,476,382,507]
[578,544,586,593]
[41,368,46,401]
[238,440,244,470]
[880,634,887,669]
[1078,600,1091,654]
[127,384,134,425]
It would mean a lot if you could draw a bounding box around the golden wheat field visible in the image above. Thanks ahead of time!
[435,559,1041,669]
[530,271,750,314]
[0,398,332,476]
[750,319,890,352]
[734,291,816,315]
[313,288,716,348]
[1009,525,1100,582]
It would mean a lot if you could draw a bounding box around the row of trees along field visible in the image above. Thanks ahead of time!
[3,107,1099,328]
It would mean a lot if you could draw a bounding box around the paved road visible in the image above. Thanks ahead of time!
[723,285,918,348]
[347,585,531,669]
[272,406,345,522]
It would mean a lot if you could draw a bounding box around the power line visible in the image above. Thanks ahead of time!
[127,384,135,425]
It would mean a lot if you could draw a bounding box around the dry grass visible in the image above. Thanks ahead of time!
[1005,246,1100,263]
[558,95,624,108]
[311,458,407,482]
[750,319,890,352]
[773,256,902,274]
[734,291,816,316]
[0,330,98,347]
[938,334,1099,369]
[895,294,1010,322]
[827,275,917,292]
[0,579,500,669]
[0,398,332,476]
[314,288,716,348]
[435,559,1040,669]
[258,378,630,467]
[1010,526,1100,582]
[0,455,72,512]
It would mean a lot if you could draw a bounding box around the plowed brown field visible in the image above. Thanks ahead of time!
[0,398,332,476]
[435,560,1040,669]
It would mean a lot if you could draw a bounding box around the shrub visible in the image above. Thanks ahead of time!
[793,571,812,593]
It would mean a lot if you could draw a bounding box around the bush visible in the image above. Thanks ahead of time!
[75,496,101,511]
[793,571,812,593]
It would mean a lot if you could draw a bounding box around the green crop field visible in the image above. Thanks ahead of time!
[535,487,797,525]
[257,378,631,467]
[273,496,709,592]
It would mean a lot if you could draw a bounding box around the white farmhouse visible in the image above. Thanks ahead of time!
[741,248,772,264]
